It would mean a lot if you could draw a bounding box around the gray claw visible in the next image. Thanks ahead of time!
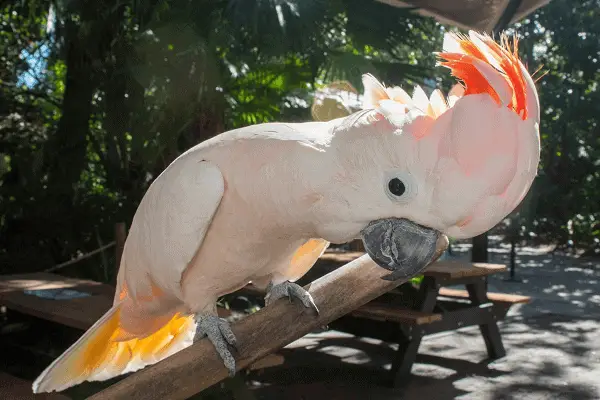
[194,314,237,376]
[265,281,319,313]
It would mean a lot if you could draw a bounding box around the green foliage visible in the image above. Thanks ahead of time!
[0,0,446,276]
[0,0,598,277]
[509,0,600,251]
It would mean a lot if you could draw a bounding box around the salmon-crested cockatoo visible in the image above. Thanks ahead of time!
[33,30,540,393]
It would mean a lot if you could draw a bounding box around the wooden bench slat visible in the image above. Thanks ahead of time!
[0,272,114,296]
[439,288,531,304]
[423,261,506,279]
[1,292,111,330]
[0,372,70,399]
[0,288,114,331]
[352,303,442,325]
[0,272,116,329]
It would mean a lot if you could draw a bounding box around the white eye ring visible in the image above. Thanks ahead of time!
[384,170,417,204]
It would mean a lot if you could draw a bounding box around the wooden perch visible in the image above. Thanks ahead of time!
[89,237,447,400]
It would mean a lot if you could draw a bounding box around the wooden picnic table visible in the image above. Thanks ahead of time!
[0,272,115,330]
[0,252,529,391]
[385,260,523,386]
[0,272,234,330]
[316,252,530,387]
[220,250,530,387]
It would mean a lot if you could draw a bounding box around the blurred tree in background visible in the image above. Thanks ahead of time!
[0,0,598,280]
[510,0,600,255]
[0,0,445,278]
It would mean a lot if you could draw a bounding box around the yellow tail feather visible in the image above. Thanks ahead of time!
[32,303,195,393]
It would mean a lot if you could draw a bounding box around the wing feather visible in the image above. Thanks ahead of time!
[119,156,224,300]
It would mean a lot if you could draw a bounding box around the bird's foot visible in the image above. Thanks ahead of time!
[265,281,319,313]
[194,314,237,376]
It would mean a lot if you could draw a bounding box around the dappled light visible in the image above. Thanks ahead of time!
[1,0,599,399]
[447,235,600,319]
[233,236,600,399]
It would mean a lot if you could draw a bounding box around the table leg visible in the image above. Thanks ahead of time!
[391,327,423,386]
[390,276,440,386]
[466,279,506,359]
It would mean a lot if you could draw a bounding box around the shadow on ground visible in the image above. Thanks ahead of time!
[2,236,598,399]
[241,236,600,399]
[247,311,600,400]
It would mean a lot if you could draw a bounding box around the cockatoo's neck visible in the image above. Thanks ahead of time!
[287,115,385,244]
[248,116,378,243]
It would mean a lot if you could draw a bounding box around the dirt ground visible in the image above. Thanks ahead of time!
[245,237,600,400]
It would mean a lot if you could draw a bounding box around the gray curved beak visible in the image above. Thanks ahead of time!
[360,218,448,281]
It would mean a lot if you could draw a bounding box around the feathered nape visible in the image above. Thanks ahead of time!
[437,31,529,120]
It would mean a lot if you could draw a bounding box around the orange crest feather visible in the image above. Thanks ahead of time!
[438,32,529,120]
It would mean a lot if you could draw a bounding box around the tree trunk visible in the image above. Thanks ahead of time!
[104,43,130,191]
[45,19,96,200]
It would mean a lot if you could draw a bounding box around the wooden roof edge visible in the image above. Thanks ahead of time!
[511,0,552,25]
[375,0,551,33]
[375,0,487,31]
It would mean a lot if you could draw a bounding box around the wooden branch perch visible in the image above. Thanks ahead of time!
[89,238,447,400]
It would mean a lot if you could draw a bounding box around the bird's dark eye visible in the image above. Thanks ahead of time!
[388,178,406,197]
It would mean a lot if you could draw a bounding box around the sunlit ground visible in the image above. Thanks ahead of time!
[242,237,600,400]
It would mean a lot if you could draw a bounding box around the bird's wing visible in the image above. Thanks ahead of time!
[119,155,224,300]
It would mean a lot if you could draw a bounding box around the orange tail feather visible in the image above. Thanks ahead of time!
[32,303,195,393]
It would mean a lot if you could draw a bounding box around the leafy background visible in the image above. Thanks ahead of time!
[0,0,598,282]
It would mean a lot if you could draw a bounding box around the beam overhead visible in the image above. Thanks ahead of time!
[376,0,551,32]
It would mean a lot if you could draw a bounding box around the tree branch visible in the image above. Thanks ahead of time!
[89,236,448,400]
